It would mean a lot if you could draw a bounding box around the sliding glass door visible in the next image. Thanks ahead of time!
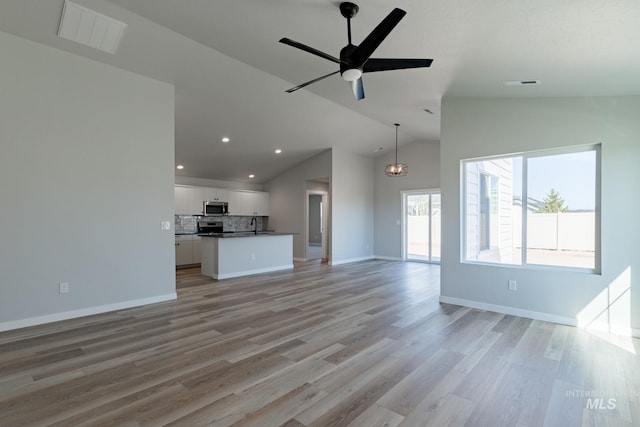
[403,191,441,263]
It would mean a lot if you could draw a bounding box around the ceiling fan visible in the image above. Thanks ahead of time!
[279,2,433,100]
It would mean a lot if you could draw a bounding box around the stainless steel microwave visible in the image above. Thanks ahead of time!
[203,201,228,216]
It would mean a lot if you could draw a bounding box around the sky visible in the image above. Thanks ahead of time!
[512,150,596,211]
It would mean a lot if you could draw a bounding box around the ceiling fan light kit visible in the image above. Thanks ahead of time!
[280,2,432,100]
[385,123,408,177]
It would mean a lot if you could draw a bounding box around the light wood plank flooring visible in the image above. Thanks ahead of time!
[1,260,639,426]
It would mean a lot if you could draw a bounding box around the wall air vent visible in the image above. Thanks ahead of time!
[58,0,127,54]
[503,80,541,86]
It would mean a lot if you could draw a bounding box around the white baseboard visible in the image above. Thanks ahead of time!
[215,264,294,280]
[0,293,177,333]
[439,296,640,338]
[329,255,375,266]
[293,257,307,262]
[374,255,402,261]
[439,295,577,327]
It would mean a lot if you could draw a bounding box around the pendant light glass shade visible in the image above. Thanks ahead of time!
[385,123,408,177]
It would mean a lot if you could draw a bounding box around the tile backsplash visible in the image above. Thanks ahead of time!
[174,215,198,234]
[175,215,268,234]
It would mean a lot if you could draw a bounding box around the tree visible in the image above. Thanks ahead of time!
[537,188,569,213]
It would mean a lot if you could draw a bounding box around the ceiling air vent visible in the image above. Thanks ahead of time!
[58,0,127,54]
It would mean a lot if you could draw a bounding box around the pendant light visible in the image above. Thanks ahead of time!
[385,123,408,177]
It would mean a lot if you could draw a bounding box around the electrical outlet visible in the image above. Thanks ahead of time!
[59,282,69,294]
[508,280,517,291]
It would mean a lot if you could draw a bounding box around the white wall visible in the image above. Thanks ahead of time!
[331,148,375,265]
[0,32,176,330]
[265,150,331,260]
[441,96,640,334]
[374,140,440,259]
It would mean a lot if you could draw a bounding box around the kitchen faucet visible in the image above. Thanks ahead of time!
[251,217,257,235]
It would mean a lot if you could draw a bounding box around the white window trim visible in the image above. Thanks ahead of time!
[461,144,601,274]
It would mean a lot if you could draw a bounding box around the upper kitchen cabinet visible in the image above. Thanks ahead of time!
[252,191,270,216]
[228,190,270,216]
[203,187,228,203]
[174,186,204,215]
[174,186,189,215]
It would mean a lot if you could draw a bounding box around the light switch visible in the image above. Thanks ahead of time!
[161,221,171,230]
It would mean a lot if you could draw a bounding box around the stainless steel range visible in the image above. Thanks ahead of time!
[197,220,223,235]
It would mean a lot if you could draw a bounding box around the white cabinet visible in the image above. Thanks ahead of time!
[186,187,204,215]
[252,191,270,216]
[227,190,251,216]
[203,187,228,202]
[174,186,189,215]
[192,236,201,262]
[228,190,269,216]
[176,186,269,216]
[174,186,205,215]
[175,235,202,266]
[175,235,193,266]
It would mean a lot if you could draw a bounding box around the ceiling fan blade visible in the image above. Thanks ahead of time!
[349,77,365,100]
[285,70,340,93]
[363,58,433,73]
[350,8,406,67]
[279,38,341,64]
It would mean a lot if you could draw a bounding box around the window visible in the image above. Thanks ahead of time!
[462,145,600,272]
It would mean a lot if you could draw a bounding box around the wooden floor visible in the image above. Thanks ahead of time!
[1,260,639,426]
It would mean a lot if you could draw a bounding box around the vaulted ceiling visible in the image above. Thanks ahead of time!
[2,0,639,183]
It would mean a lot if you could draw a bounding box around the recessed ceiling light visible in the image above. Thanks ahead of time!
[275,149,282,154]
[374,147,383,152]
[249,174,255,178]
[503,80,541,86]
[221,137,230,143]
[176,165,184,170]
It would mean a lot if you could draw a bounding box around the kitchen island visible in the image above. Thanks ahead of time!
[200,232,294,280]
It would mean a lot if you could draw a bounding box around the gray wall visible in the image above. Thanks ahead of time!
[265,150,331,260]
[374,140,440,259]
[330,148,374,264]
[440,96,640,333]
[0,31,175,330]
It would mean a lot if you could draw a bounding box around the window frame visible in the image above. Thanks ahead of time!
[461,144,601,274]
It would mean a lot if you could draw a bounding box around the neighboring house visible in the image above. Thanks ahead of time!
[464,158,514,264]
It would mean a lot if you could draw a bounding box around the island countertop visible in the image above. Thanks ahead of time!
[198,231,295,238]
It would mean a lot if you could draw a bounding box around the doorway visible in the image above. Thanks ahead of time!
[307,191,328,261]
[402,190,441,263]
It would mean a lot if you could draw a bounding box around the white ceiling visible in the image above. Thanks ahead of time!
[2,0,640,183]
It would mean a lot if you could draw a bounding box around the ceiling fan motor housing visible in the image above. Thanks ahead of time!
[340,44,363,81]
